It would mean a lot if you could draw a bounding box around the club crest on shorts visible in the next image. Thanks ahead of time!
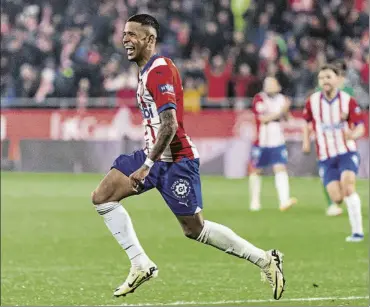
[351,154,359,167]
[171,179,191,198]
[319,167,324,178]
[281,149,288,159]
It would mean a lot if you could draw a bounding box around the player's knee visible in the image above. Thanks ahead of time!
[91,190,107,205]
[340,171,356,197]
[177,213,205,240]
[183,229,198,240]
[330,191,343,204]
[273,164,286,173]
[342,184,356,198]
[332,195,343,204]
[184,229,202,240]
[250,169,262,175]
[181,224,203,240]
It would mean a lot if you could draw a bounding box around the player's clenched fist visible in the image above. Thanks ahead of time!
[302,142,311,154]
[129,165,150,192]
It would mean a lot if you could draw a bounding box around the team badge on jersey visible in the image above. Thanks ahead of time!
[159,84,175,95]
[171,179,191,199]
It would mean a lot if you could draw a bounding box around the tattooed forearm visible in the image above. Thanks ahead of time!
[148,108,178,161]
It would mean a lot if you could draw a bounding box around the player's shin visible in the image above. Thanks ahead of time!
[323,185,333,207]
[95,202,150,268]
[344,192,364,235]
[196,220,269,268]
[274,171,290,207]
[249,173,261,210]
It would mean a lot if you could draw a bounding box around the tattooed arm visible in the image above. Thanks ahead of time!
[129,108,178,191]
[148,108,178,162]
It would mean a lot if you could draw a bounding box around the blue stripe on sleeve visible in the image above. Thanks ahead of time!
[157,103,177,114]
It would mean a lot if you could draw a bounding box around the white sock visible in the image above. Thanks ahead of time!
[96,202,150,269]
[249,174,261,207]
[344,193,364,235]
[275,171,290,207]
[196,220,269,268]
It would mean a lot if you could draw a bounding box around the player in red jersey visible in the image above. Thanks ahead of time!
[91,14,285,299]
[302,64,365,242]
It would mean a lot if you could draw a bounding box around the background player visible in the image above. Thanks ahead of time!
[313,60,355,216]
[302,64,365,242]
[249,77,297,212]
[91,14,286,299]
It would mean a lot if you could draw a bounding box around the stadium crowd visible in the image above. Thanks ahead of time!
[1,0,369,110]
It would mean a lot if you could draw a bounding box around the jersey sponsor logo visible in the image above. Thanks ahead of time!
[159,84,175,94]
[140,105,155,119]
[321,122,345,131]
[354,106,361,114]
[171,179,191,199]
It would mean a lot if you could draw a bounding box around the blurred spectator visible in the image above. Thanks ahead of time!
[15,63,40,98]
[288,0,314,12]
[102,54,125,96]
[1,46,10,93]
[34,65,55,103]
[183,77,204,112]
[201,22,227,57]
[233,63,257,98]
[1,13,10,35]
[236,42,259,75]
[116,65,138,107]
[360,54,369,87]
[76,78,90,109]
[203,53,233,106]
[293,60,315,100]
[230,0,251,32]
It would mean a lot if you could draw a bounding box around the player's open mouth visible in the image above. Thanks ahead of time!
[126,46,135,56]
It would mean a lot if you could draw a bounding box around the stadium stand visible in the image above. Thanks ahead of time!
[1,0,369,109]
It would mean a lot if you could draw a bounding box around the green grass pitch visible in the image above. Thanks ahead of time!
[1,172,369,306]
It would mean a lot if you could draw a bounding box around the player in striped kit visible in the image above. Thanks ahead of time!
[302,64,365,242]
[249,77,297,211]
[314,60,355,216]
[91,14,285,299]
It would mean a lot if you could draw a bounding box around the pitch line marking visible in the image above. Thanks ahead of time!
[108,295,369,306]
